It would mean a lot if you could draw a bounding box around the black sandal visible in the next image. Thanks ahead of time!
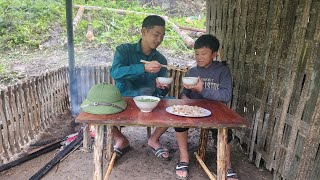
[149,146,171,161]
[175,162,189,180]
[114,146,131,157]
[105,145,131,160]
[227,169,239,179]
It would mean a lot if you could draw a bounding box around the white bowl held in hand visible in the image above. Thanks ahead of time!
[133,95,161,112]
[182,77,198,86]
[157,77,173,85]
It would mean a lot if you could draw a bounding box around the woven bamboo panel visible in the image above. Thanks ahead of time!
[0,67,70,164]
[74,66,185,105]
[207,0,320,179]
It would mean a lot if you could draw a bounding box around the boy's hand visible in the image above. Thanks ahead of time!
[144,61,162,73]
[183,77,203,93]
[156,78,170,89]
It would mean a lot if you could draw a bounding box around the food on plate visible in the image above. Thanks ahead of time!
[171,105,205,116]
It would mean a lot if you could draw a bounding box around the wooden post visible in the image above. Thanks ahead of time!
[195,152,216,180]
[197,128,209,161]
[106,125,113,160]
[217,128,227,180]
[93,125,104,180]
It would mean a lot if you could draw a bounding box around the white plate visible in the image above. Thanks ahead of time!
[165,106,211,117]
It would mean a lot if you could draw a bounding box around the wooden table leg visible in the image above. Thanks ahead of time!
[83,123,92,152]
[106,125,113,160]
[217,128,227,180]
[198,128,209,161]
[93,124,104,180]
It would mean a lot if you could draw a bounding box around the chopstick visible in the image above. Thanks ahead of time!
[140,60,187,72]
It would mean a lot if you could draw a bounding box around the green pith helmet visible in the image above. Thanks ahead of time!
[80,83,127,114]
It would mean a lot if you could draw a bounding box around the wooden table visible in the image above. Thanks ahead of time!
[76,98,248,180]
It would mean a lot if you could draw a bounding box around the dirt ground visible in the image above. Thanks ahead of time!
[0,112,272,180]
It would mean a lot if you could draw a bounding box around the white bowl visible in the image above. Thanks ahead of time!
[133,96,160,112]
[182,77,198,86]
[157,77,173,85]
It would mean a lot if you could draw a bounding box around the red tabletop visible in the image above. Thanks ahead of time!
[76,98,248,129]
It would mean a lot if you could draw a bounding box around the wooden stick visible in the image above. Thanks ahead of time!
[73,5,85,30]
[104,152,117,180]
[60,143,81,162]
[140,60,187,72]
[185,30,205,38]
[177,25,206,33]
[162,16,195,49]
[194,152,216,180]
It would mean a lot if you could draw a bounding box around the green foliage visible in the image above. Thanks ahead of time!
[0,63,5,74]
[0,0,66,50]
[0,0,204,53]
[170,16,206,29]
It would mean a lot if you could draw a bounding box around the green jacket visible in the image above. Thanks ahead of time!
[110,39,168,97]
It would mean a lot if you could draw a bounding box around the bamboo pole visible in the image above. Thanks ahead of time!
[104,152,117,180]
[0,90,10,160]
[6,87,20,153]
[10,85,23,147]
[194,152,216,180]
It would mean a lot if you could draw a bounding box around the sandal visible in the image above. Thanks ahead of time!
[114,146,131,157]
[175,162,189,180]
[149,146,171,161]
[105,145,131,160]
[227,169,239,179]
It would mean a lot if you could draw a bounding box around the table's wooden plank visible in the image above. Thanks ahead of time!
[76,98,249,128]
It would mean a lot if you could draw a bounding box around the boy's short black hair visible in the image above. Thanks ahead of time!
[194,34,220,52]
[142,15,165,29]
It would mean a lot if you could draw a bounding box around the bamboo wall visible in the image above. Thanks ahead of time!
[206,0,320,179]
[0,68,70,164]
[74,66,186,104]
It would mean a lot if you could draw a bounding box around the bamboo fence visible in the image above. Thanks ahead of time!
[207,0,319,179]
[0,68,69,164]
[0,66,186,165]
